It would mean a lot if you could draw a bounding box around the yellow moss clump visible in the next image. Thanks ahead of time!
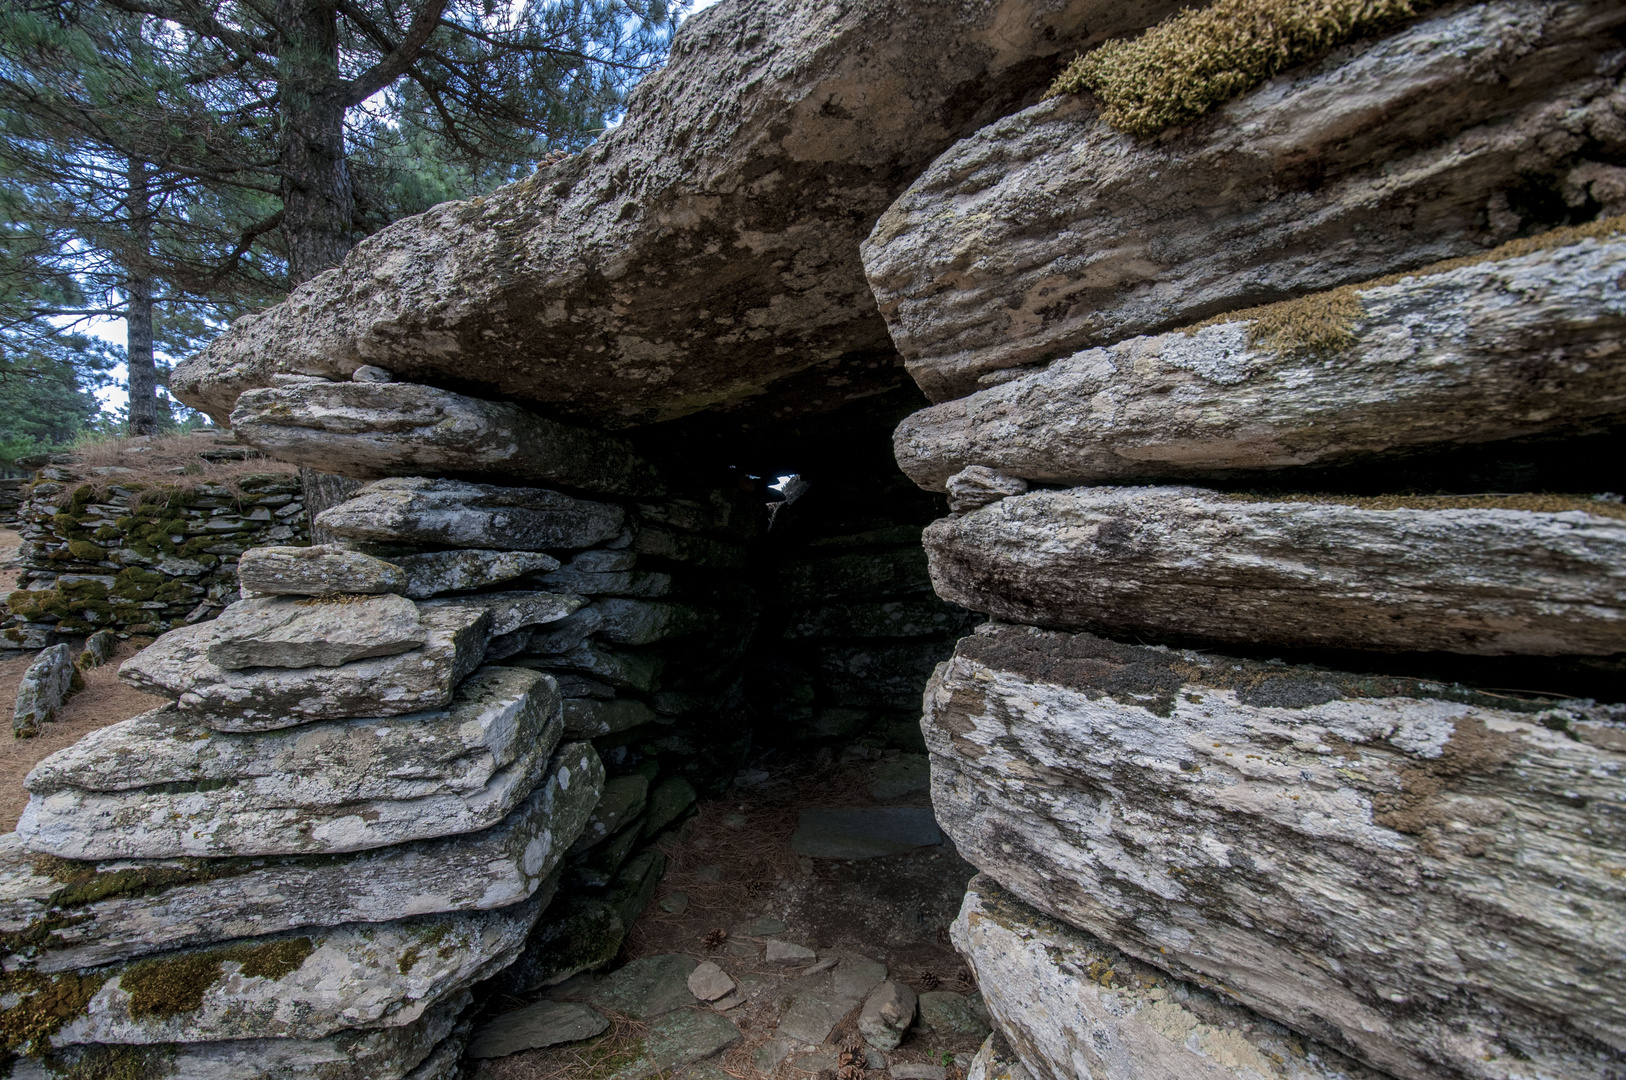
[1191,214,1626,355]
[119,936,316,1020]
[1050,0,1445,135]
[0,971,108,1055]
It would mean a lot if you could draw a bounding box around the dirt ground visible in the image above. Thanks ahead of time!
[476,754,985,1080]
[0,528,167,829]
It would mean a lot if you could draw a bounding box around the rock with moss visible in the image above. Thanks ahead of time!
[927,486,1626,655]
[316,477,625,552]
[1,744,602,972]
[952,877,1390,1080]
[894,236,1626,490]
[202,593,426,669]
[420,590,582,638]
[571,775,650,854]
[491,895,625,994]
[13,645,78,738]
[861,0,1626,402]
[16,667,565,859]
[118,602,490,729]
[236,543,407,597]
[395,548,561,598]
[9,990,469,1080]
[169,0,1188,430]
[561,696,658,737]
[29,895,545,1048]
[231,381,667,497]
[925,624,1626,1080]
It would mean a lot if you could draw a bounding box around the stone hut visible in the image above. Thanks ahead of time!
[1,2,1622,1079]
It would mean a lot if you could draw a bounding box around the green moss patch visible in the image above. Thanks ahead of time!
[1191,214,1626,356]
[1050,0,1445,134]
[120,936,316,1019]
[0,971,108,1054]
[39,1044,175,1080]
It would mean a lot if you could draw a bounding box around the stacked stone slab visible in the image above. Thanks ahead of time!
[866,5,1626,1080]
[5,467,307,647]
[217,372,771,999]
[0,538,604,1078]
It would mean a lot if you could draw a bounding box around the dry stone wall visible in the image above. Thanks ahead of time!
[4,468,307,647]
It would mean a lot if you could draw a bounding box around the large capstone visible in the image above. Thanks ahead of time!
[202,593,426,669]
[316,477,625,551]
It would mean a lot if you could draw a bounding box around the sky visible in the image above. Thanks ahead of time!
[86,0,730,418]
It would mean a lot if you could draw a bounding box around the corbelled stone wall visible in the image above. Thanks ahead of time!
[4,468,307,647]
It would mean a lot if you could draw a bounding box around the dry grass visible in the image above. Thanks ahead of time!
[475,1010,654,1080]
[1191,213,1626,356]
[1050,0,1445,134]
[66,432,295,506]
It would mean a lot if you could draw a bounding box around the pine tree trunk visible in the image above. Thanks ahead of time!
[276,0,354,283]
[125,158,158,437]
[299,468,363,545]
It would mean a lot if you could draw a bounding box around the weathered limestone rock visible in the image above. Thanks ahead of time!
[17,666,565,858]
[859,981,917,1051]
[422,590,580,637]
[77,630,116,669]
[468,999,608,1058]
[894,239,1626,490]
[203,593,425,669]
[924,624,1626,1080]
[317,477,624,551]
[562,695,658,737]
[231,381,665,496]
[518,642,664,693]
[173,0,1190,428]
[967,1030,1031,1080]
[13,643,75,737]
[573,774,649,852]
[862,1,1626,401]
[237,543,407,596]
[945,466,1027,513]
[925,487,1626,655]
[395,548,560,598]
[1,745,601,972]
[11,991,469,1080]
[534,563,673,598]
[953,877,1388,1080]
[36,895,546,1047]
[119,602,489,729]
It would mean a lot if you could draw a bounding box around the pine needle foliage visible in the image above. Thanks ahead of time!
[1049,0,1446,135]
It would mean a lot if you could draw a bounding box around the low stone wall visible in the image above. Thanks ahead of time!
[3,467,307,646]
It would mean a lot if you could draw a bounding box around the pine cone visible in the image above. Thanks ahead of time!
[839,1065,866,1080]
[918,971,941,990]
[838,1044,866,1069]
[702,927,728,951]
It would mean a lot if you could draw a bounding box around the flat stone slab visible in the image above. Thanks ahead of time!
[687,961,735,1002]
[868,755,930,801]
[0,745,601,971]
[589,953,698,1019]
[9,990,469,1080]
[791,808,942,859]
[468,999,608,1058]
[237,544,406,596]
[563,696,658,737]
[13,643,75,737]
[37,894,546,1047]
[316,477,624,552]
[396,548,561,599]
[604,1009,741,1080]
[17,668,566,859]
[119,602,489,729]
[926,486,1626,655]
[203,593,425,669]
[231,380,665,496]
[925,624,1626,1080]
[954,877,1390,1080]
[421,590,581,637]
[861,1,1626,402]
[894,238,1626,490]
[917,991,989,1038]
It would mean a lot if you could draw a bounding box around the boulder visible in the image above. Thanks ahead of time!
[858,981,917,1051]
[0,746,601,972]
[395,548,560,598]
[119,602,489,729]
[953,878,1388,1080]
[202,593,425,669]
[687,961,735,1003]
[37,896,546,1047]
[861,1,1626,401]
[230,381,665,496]
[316,477,624,551]
[172,0,1191,429]
[13,643,76,737]
[925,487,1626,655]
[468,999,608,1058]
[77,630,117,669]
[894,237,1626,490]
[917,992,990,1039]
[924,624,1626,1080]
[236,544,407,597]
[9,990,469,1080]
